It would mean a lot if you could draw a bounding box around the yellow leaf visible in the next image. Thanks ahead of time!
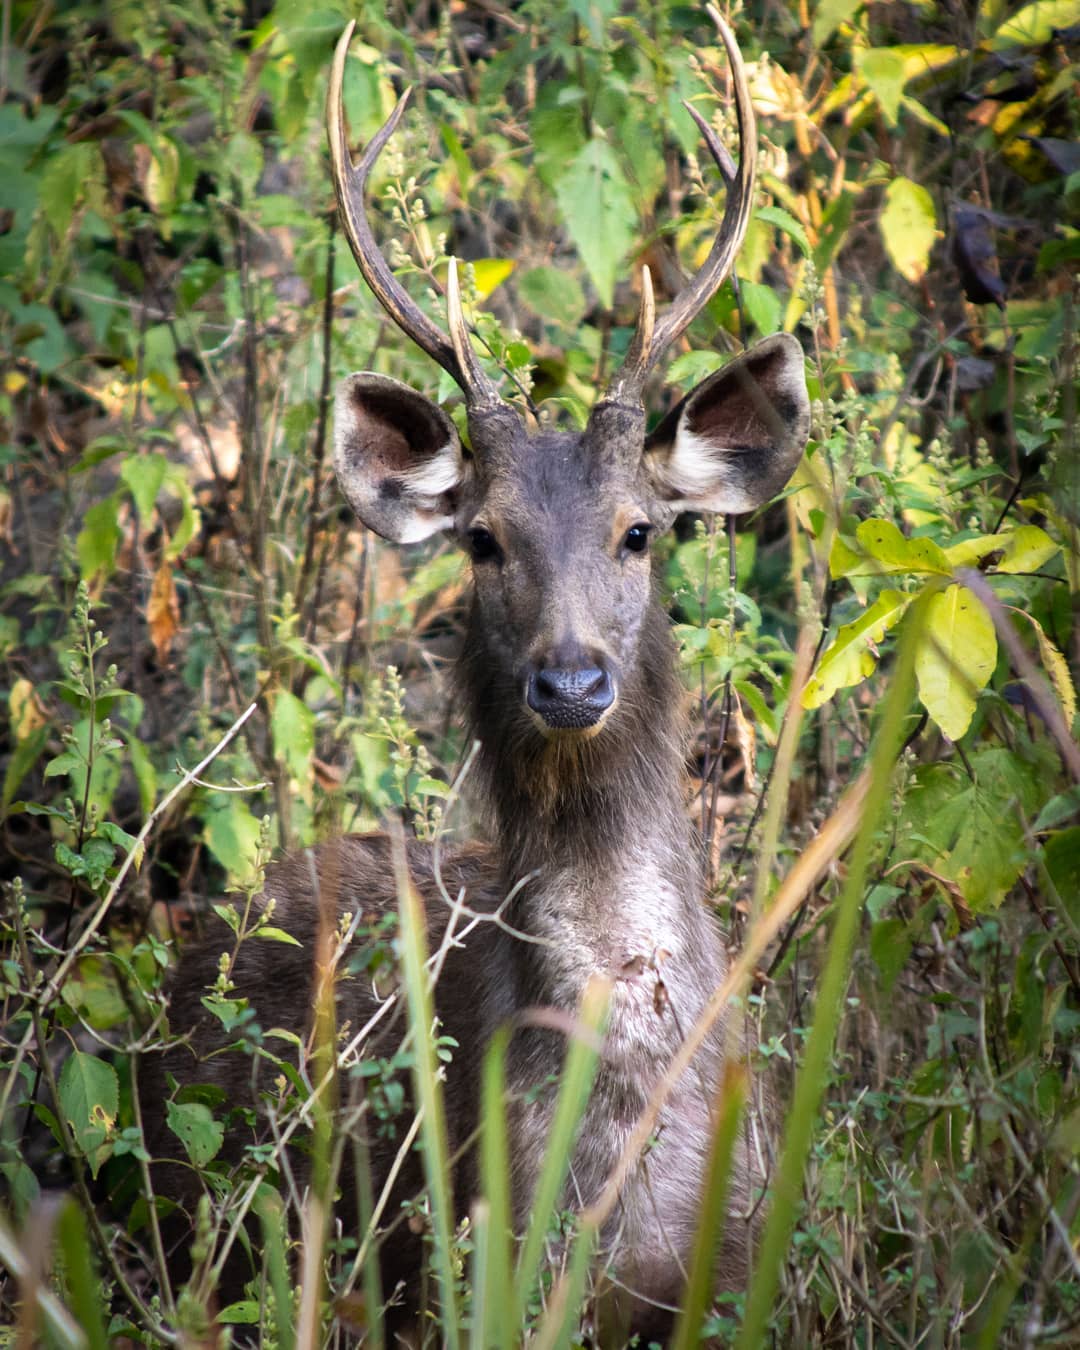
[994,525,1060,574]
[854,518,951,575]
[803,590,910,709]
[147,561,180,663]
[470,258,515,300]
[1017,611,1077,730]
[916,585,997,740]
[880,177,937,283]
[10,678,48,742]
[945,533,1009,567]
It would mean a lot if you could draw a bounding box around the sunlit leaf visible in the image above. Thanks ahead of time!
[803,590,909,708]
[9,678,47,741]
[469,258,515,300]
[755,206,810,256]
[991,1,1080,49]
[853,519,952,575]
[880,177,937,282]
[856,47,908,125]
[1016,610,1077,729]
[994,524,1060,574]
[915,584,997,739]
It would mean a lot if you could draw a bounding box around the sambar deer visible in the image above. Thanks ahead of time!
[145,10,810,1341]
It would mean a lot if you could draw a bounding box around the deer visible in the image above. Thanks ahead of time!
[143,11,810,1342]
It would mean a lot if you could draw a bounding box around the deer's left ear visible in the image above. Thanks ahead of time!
[643,333,810,519]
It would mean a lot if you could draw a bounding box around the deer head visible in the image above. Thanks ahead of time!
[327,14,809,742]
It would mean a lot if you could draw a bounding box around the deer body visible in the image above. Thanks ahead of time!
[145,13,810,1339]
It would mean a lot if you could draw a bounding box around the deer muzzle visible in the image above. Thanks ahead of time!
[526,663,616,734]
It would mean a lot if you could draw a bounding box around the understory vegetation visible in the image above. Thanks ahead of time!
[1,0,1078,1345]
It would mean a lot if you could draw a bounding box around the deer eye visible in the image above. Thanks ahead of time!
[623,524,651,555]
[467,527,501,563]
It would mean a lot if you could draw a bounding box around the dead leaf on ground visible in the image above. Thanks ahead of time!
[147,560,181,663]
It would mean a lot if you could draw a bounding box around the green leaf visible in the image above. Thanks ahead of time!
[803,590,909,708]
[271,688,315,785]
[218,1301,260,1325]
[813,0,863,45]
[555,138,636,307]
[120,452,168,522]
[201,796,263,884]
[738,280,783,337]
[76,496,122,583]
[915,585,997,740]
[165,1099,224,1167]
[121,729,157,817]
[519,265,587,327]
[59,1052,118,1174]
[755,206,810,257]
[55,1199,110,1350]
[903,748,1047,911]
[1033,786,1080,832]
[3,725,48,811]
[255,925,303,947]
[1045,828,1080,926]
[665,350,725,389]
[38,142,101,237]
[870,917,913,994]
[856,48,909,125]
[880,177,937,282]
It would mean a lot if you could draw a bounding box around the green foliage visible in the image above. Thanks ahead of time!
[0,0,1077,1345]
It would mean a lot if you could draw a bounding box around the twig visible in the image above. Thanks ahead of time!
[0,702,260,1124]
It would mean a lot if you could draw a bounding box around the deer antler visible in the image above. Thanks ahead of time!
[327,22,504,411]
[604,7,757,406]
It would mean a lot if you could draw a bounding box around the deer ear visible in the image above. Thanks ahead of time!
[643,333,810,517]
[334,373,466,543]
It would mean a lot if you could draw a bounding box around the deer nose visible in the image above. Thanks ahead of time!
[526,666,615,730]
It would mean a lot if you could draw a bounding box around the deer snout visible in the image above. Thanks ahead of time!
[526,663,616,732]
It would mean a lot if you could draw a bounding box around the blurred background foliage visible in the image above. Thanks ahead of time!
[0,0,1077,1344]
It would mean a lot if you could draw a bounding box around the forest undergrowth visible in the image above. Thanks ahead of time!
[0,1,1078,1345]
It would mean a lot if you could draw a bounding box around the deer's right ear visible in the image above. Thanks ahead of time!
[334,373,466,543]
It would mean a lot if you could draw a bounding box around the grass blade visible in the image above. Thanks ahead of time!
[54,1200,108,1350]
[670,1062,748,1350]
[394,830,461,1345]
[477,1026,513,1349]
[512,977,608,1326]
[256,1192,296,1350]
[735,593,926,1349]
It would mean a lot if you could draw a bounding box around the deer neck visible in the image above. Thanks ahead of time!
[458,596,723,1004]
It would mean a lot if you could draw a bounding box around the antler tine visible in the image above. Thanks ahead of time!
[604,8,757,406]
[327,23,502,410]
[446,258,502,409]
